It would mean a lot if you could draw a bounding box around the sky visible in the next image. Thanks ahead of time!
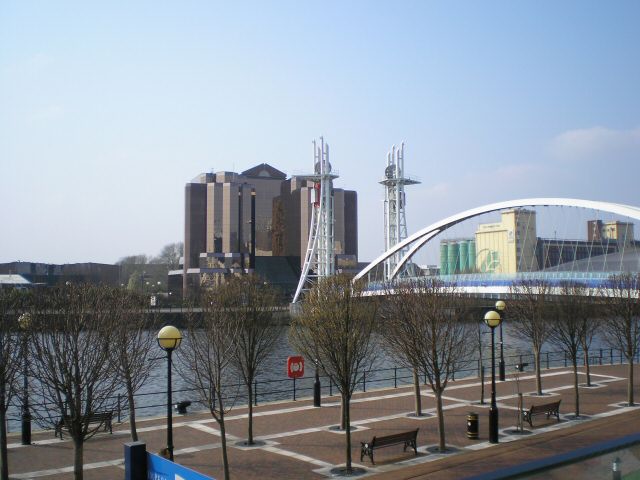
[1,1,639,265]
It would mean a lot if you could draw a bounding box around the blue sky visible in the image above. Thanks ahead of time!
[1,1,639,264]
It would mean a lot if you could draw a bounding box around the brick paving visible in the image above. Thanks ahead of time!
[6,363,640,479]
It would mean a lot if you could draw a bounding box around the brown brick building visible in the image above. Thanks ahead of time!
[176,163,358,297]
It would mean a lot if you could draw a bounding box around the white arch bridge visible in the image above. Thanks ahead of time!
[354,198,640,296]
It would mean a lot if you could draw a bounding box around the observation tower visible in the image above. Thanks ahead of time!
[292,137,338,304]
[381,142,420,280]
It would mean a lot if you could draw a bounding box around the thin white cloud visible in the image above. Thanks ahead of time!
[549,126,640,162]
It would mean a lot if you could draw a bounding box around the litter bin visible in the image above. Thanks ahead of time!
[467,412,479,439]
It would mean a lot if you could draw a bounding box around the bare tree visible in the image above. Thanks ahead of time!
[381,278,473,452]
[380,281,426,417]
[509,280,553,395]
[224,276,281,445]
[290,275,378,474]
[108,289,158,441]
[29,284,120,480]
[0,289,23,480]
[580,301,600,388]
[603,273,640,406]
[151,242,184,269]
[550,282,592,417]
[116,254,149,265]
[180,291,239,480]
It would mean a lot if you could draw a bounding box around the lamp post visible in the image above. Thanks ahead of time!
[18,313,31,445]
[157,325,182,461]
[495,300,506,381]
[313,358,321,407]
[484,309,502,443]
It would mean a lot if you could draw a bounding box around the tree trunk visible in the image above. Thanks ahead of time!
[628,357,635,406]
[413,369,422,416]
[344,394,352,473]
[533,349,543,395]
[435,390,446,452]
[583,342,592,387]
[247,382,254,445]
[126,377,138,442]
[340,397,345,430]
[572,357,580,417]
[0,407,8,480]
[73,436,84,480]
[219,412,231,480]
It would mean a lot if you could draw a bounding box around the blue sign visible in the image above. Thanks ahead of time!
[147,453,215,480]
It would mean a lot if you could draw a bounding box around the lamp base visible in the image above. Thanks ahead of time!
[489,407,499,443]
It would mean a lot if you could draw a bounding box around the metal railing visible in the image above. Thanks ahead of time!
[6,346,639,432]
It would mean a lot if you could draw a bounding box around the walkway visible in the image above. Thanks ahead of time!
[6,363,640,479]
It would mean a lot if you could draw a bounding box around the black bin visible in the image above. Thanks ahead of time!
[467,412,479,439]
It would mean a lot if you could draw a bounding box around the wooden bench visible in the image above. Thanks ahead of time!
[521,399,561,428]
[360,428,419,465]
[55,411,114,439]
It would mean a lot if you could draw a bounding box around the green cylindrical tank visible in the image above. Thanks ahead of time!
[440,242,449,276]
[458,240,469,274]
[468,240,476,272]
[448,242,459,275]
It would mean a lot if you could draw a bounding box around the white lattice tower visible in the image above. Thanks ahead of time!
[380,142,420,280]
[292,137,338,304]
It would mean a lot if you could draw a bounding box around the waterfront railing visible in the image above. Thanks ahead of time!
[6,347,639,432]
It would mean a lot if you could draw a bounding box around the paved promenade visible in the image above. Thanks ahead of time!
[6,363,640,479]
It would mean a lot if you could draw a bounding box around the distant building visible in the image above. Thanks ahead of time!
[0,262,120,286]
[177,163,358,297]
[272,177,358,264]
[0,274,31,290]
[439,212,638,274]
[475,209,538,274]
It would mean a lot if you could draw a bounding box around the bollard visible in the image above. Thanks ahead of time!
[546,352,550,369]
[466,412,479,439]
[611,349,614,365]
[600,348,603,365]
[613,457,622,480]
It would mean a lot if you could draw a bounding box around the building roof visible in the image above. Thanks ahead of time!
[0,274,31,285]
[241,163,287,180]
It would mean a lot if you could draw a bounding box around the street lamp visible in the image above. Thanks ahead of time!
[157,325,182,461]
[484,309,502,444]
[495,300,506,381]
[18,313,31,445]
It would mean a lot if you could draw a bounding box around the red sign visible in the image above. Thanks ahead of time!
[287,356,304,379]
